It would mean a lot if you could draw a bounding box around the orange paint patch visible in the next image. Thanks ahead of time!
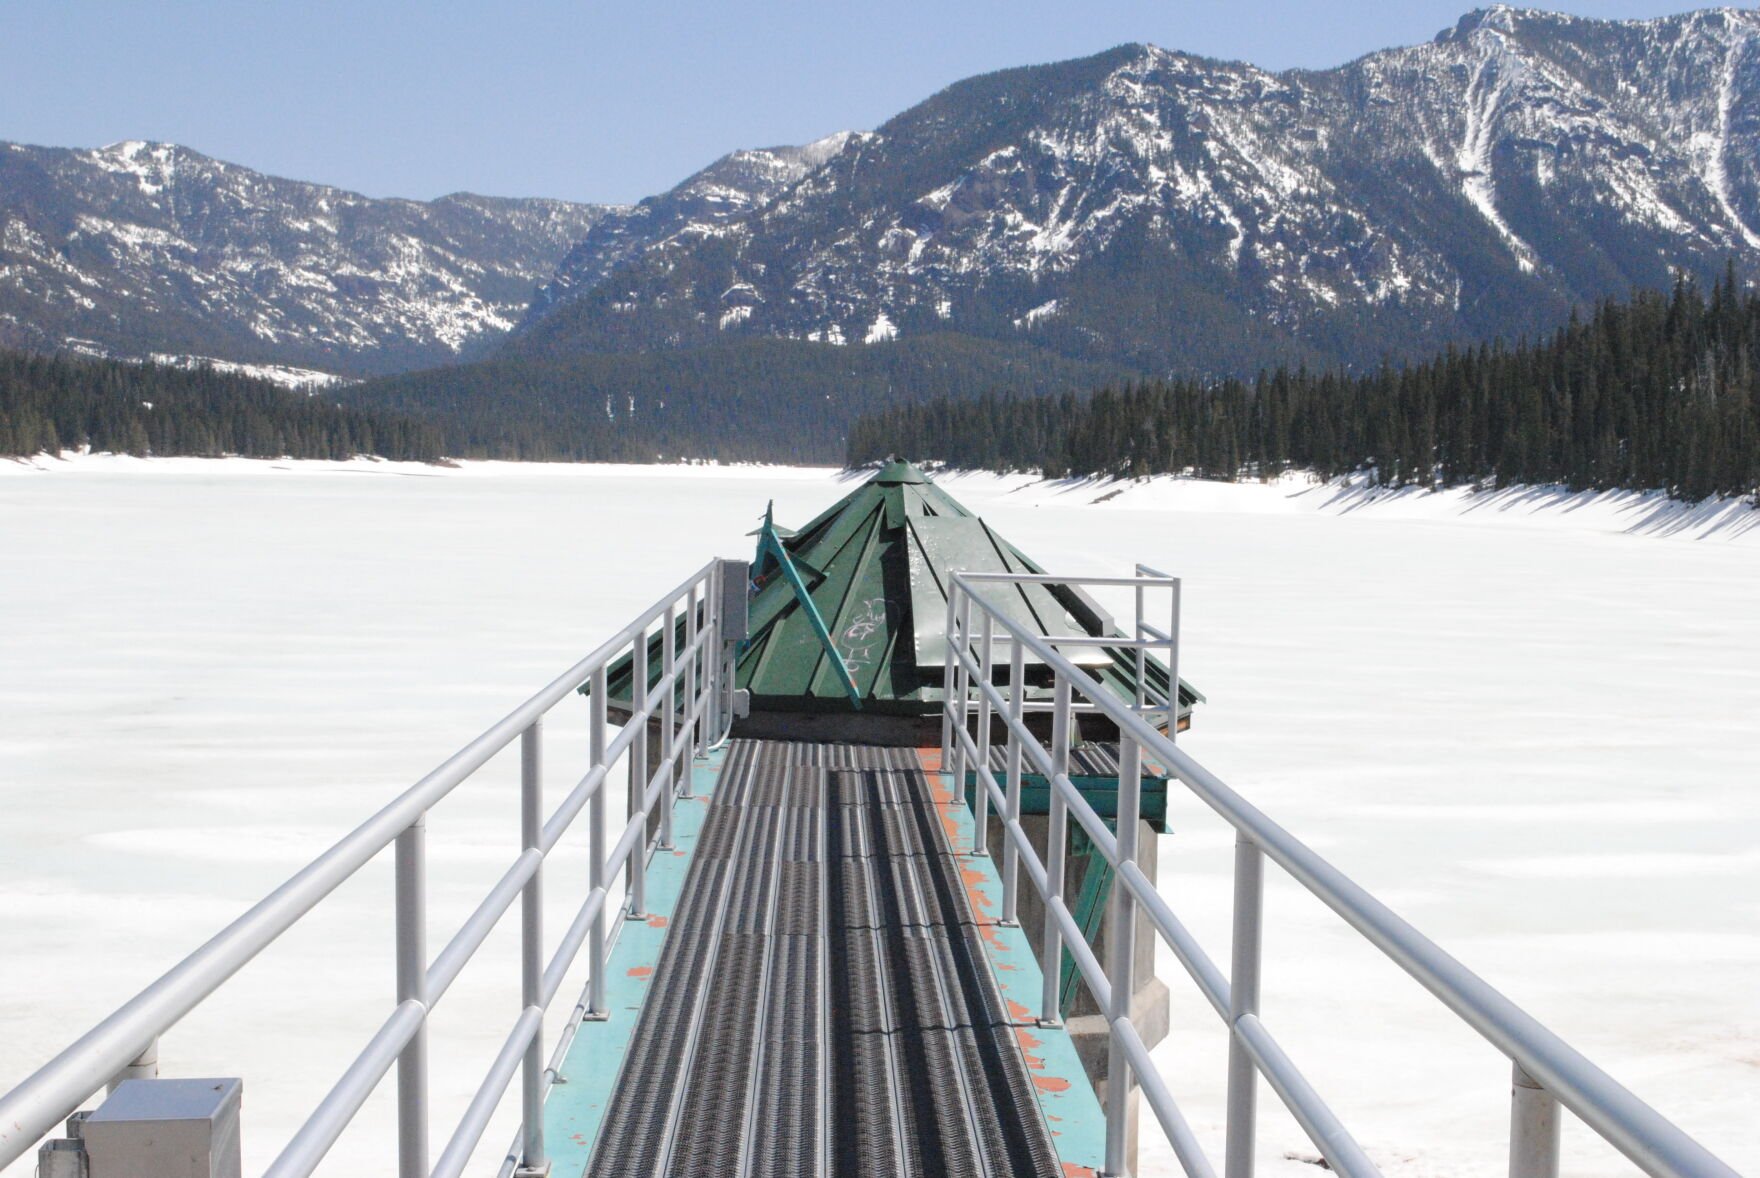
[1006,998,1033,1021]
[1014,1028,1045,1071]
[1064,1164,1098,1177]
[916,747,944,773]
[646,915,669,928]
[626,965,653,977]
[1033,1075,1072,1094]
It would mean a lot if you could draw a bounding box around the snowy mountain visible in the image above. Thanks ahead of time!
[521,131,860,326]
[8,7,1757,392]
[0,141,605,376]
[512,7,1760,376]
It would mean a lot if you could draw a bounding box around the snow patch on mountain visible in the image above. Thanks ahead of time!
[1707,26,1760,249]
[1454,22,1539,272]
[147,354,348,391]
[0,141,606,375]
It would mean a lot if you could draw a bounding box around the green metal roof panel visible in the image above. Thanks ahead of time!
[565,464,1206,725]
[904,516,1103,669]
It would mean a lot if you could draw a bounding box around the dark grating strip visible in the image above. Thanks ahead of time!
[586,739,1062,1178]
[986,740,1136,776]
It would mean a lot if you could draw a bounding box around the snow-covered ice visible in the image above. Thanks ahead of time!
[0,459,1755,1177]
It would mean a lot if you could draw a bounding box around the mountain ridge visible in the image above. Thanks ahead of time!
[508,6,1760,380]
[0,139,607,376]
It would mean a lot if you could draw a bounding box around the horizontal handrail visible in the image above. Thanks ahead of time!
[262,1002,427,1178]
[956,705,1119,869]
[428,847,544,1003]
[949,634,1371,1173]
[986,633,1170,648]
[954,571,1176,586]
[1117,859,1230,1020]
[1114,1018,1214,1178]
[946,568,1739,1178]
[430,1007,543,1178]
[1233,1013,1378,1178]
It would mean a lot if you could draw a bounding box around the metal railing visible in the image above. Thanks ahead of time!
[941,568,1740,1178]
[0,558,744,1178]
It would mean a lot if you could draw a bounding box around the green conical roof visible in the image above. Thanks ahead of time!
[586,465,1202,737]
[734,466,1200,719]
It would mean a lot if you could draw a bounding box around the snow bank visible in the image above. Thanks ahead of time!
[6,456,1755,542]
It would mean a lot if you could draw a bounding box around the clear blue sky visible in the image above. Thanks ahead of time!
[4,0,1722,206]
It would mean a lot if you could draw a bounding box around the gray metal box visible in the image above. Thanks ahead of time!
[717,558,751,641]
[84,1078,242,1178]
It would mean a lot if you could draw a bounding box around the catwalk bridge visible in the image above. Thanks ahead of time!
[0,466,1742,1178]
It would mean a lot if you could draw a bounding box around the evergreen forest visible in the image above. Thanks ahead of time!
[344,334,1125,464]
[0,350,443,462]
[847,274,1760,504]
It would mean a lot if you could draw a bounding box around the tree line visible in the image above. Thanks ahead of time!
[847,272,1760,504]
[0,349,443,462]
[345,333,1126,464]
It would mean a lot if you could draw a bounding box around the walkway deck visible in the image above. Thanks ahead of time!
[543,739,1104,1178]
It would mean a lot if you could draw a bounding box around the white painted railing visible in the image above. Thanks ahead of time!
[0,558,746,1178]
[941,567,1739,1178]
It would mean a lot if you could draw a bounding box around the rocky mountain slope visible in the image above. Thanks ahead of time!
[513,6,1760,377]
[520,131,859,326]
[0,141,605,376]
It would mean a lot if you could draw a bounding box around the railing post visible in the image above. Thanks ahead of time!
[1001,638,1025,927]
[706,570,718,748]
[518,722,547,1175]
[714,563,729,746]
[723,636,736,742]
[629,626,648,919]
[1169,576,1182,739]
[1510,1061,1561,1178]
[659,605,676,851]
[950,589,974,809]
[685,582,702,774]
[105,1038,159,1096]
[1105,737,1142,1177]
[941,578,959,767]
[714,557,748,744]
[1134,577,1147,718]
[971,611,994,856]
[587,667,608,1020]
[1041,672,1071,1026]
[1225,835,1264,1178]
[704,566,720,746]
[395,816,428,1178]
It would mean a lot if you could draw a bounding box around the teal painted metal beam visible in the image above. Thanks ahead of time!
[542,751,727,1177]
[918,747,1108,1173]
[756,501,864,708]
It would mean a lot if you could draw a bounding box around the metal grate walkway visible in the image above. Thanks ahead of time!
[585,739,1064,1178]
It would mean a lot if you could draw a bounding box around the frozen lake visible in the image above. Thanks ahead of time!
[1,459,1755,1178]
